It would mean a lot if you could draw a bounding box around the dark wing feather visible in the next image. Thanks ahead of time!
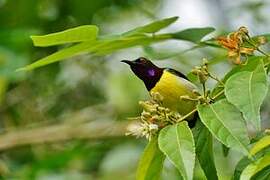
[166,68,188,80]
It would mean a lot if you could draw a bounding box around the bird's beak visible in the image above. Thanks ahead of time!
[121,60,134,65]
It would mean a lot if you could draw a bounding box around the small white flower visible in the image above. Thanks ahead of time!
[126,122,144,138]
[149,124,158,131]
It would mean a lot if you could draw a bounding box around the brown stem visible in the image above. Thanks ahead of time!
[0,120,132,151]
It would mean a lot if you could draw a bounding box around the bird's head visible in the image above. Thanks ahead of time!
[121,57,163,90]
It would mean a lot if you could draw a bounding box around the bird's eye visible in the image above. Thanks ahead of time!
[139,57,147,63]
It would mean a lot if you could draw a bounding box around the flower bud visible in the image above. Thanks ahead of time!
[151,92,164,102]
[149,123,159,131]
[257,36,267,45]
[198,71,208,84]
[139,101,155,112]
[191,68,201,75]
[141,111,152,119]
[202,58,209,65]
[238,26,248,34]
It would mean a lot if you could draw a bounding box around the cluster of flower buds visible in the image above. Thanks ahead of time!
[217,26,267,64]
[126,92,182,140]
[191,58,209,84]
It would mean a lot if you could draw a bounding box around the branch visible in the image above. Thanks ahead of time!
[0,120,133,151]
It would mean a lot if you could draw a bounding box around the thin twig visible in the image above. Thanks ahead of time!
[208,73,225,86]
[256,47,270,57]
[177,108,197,123]
[212,89,225,100]
[246,37,270,57]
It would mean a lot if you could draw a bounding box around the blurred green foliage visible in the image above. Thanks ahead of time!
[0,0,269,179]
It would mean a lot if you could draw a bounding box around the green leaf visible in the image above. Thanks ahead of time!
[197,99,250,155]
[16,41,98,71]
[136,137,165,180]
[250,135,270,156]
[251,165,270,180]
[251,34,270,44]
[18,34,171,71]
[171,27,215,43]
[225,59,268,131]
[233,157,252,180]
[262,34,270,42]
[223,56,264,81]
[210,56,265,99]
[240,153,270,180]
[93,34,169,55]
[158,121,195,180]
[31,25,99,47]
[193,121,218,180]
[123,16,178,36]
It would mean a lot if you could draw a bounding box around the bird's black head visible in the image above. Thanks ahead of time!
[121,57,163,90]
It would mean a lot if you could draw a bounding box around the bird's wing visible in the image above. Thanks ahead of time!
[165,68,188,80]
[165,68,198,91]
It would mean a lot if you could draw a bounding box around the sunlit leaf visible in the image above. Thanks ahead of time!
[251,165,270,180]
[31,25,99,47]
[240,153,270,180]
[193,121,218,180]
[250,135,270,156]
[225,59,268,131]
[158,121,195,180]
[18,34,171,71]
[233,157,252,180]
[123,16,178,36]
[171,27,215,43]
[136,137,165,180]
[94,34,169,55]
[223,56,264,82]
[211,57,265,104]
[197,99,250,155]
[16,41,98,71]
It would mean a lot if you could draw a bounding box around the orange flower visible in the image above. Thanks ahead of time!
[217,27,255,64]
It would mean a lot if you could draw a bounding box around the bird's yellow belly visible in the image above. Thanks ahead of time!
[150,70,198,117]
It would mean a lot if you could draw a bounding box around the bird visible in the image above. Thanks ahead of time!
[121,57,199,127]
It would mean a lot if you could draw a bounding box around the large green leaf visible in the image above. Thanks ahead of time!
[193,121,218,180]
[171,27,215,43]
[17,34,170,71]
[122,16,178,36]
[136,137,165,180]
[197,99,250,155]
[17,41,98,71]
[225,60,268,131]
[233,157,252,180]
[31,25,99,47]
[93,34,170,55]
[158,121,195,180]
[223,57,264,82]
[250,135,270,156]
[211,56,264,99]
[251,165,270,180]
[240,153,270,180]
